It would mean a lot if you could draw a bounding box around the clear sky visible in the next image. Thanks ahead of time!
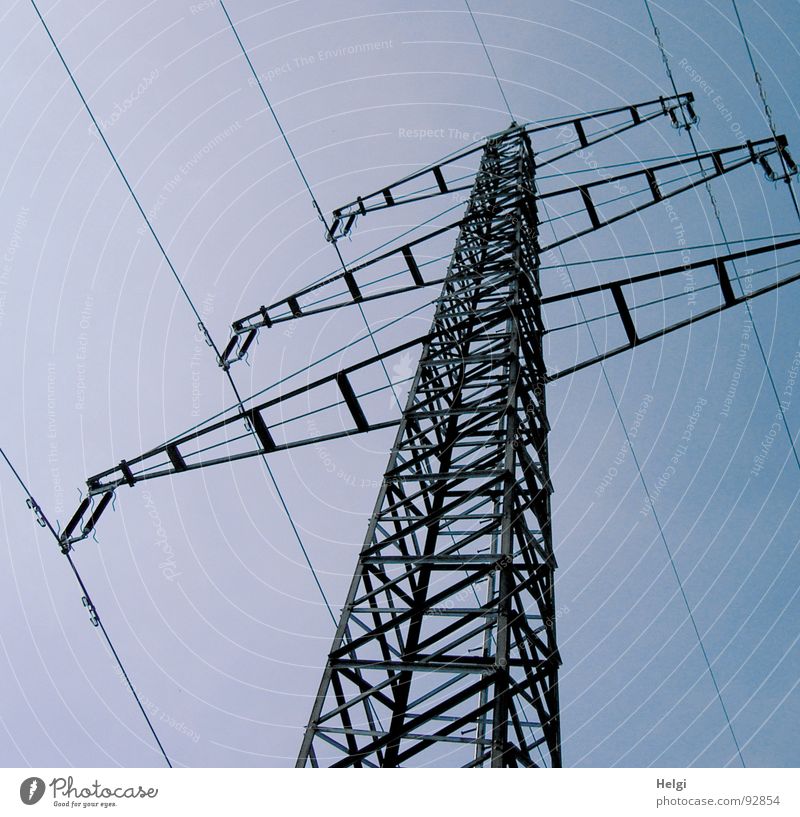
[1,0,799,768]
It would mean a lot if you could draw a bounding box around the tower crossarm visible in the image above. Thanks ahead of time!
[56,232,800,551]
[326,93,697,238]
[543,235,800,380]
[56,302,510,549]
[539,135,795,251]
[222,135,794,370]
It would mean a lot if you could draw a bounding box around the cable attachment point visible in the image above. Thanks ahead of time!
[326,213,341,243]
[58,489,115,552]
[218,334,238,371]
[661,96,695,132]
[327,209,358,241]
[219,328,258,370]
[683,97,698,127]
[25,497,47,528]
[82,595,100,627]
[757,137,798,184]
[777,138,799,182]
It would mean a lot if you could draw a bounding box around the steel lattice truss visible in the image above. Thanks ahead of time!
[297,128,558,767]
[54,92,800,766]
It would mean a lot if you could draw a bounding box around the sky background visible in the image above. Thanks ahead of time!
[1,0,799,768]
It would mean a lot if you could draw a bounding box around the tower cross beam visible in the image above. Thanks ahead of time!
[225,134,792,362]
[328,93,696,234]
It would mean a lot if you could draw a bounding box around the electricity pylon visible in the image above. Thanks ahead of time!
[296,126,559,768]
[58,93,800,766]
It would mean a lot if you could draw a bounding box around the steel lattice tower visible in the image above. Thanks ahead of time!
[297,126,559,768]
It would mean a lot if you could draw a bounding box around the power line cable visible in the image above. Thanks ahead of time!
[643,0,800,478]
[540,196,746,768]
[28,0,216,353]
[218,0,398,735]
[464,0,514,120]
[539,232,800,269]
[579,0,793,766]
[0,444,173,767]
[162,297,438,453]
[30,0,333,620]
[455,0,750,767]
[218,1,406,410]
[460,0,744,765]
[730,0,800,223]
[29,1,340,744]
[221,3,563,755]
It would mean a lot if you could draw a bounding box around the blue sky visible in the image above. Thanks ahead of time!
[0,0,799,767]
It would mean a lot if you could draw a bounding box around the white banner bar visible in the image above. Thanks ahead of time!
[2,768,796,816]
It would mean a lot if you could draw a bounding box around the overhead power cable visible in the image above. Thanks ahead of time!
[632,0,799,767]
[464,0,514,120]
[730,0,800,223]
[27,11,338,775]
[0,444,173,767]
[219,0,409,738]
[643,0,800,479]
[462,0,746,766]
[29,0,333,621]
[218,1,406,412]
[541,195,746,769]
[28,0,215,353]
